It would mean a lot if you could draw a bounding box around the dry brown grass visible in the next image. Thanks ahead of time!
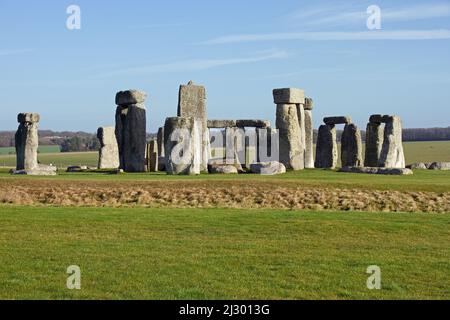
[0,179,449,213]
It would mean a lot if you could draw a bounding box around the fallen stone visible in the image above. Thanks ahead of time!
[250,161,286,175]
[66,166,83,173]
[323,116,352,125]
[428,162,450,170]
[115,90,147,106]
[339,166,413,175]
[406,163,428,170]
[273,88,305,104]
[236,120,271,128]
[13,165,57,176]
[208,164,239,174]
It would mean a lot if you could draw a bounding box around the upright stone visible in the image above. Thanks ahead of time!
[115,90,147,172]
[315,125,338,169]
[225,127,245,172]
[164,117,201,175]
[275,104,304,170]
[157,126,166,171]
[146,139,158,172]
[177,81,209,172]
[15,113,40,171]
[97,127,119,169]
[365,122,384,167]
[379,115,405,168]
[256,127,279,163]
[341,124,363,167]
[296,103,306,169]
[304,97,314,168]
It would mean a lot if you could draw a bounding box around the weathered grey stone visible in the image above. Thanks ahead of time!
[406,163,428,170]
[115,90,147,106]
[341,124,363,167]
[369,114,384,124]
[250,161,286,175]
[157,127,165,157]
[225,127,246,171]
[97,127,119,169]
[315,124,338,169]
[428,162,450,170]
[207,120,237,128]
[364,122,384,167]
[12,165,57,176]
[15,113,39,172]
[164,117,201,175]
[236,120,271,128]
[256,127,279,163]
[66,166,83,173]
[177,81,209,171]
[146,140,158,172]
[339,166,413,175]
[304,109,314,168]
[276,104,304,170]
[379,115,405,168]
[208,164,239,174]
[304,97,314,111]
[273,88,305,104]
[296,104,306,168]
[115,102,147,172]
[158,156,166,171]
[323,116,352,125]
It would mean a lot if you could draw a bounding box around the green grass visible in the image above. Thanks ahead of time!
[0,151,97,168]
[0,206,448,300]
[0,145,60,156]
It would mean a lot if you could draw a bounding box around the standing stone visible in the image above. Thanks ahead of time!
[177,81,209,172]
[15,113,39,171]
[315,125,338,169]
[256,127,279,163]
[164,117,201,175]
[225,127,245,172]
[14,113,56,175]
[157,127,166,171]
[379,115,406,168]
[365,122,384,167]
[97,127,119,169]
[304,98,314,168]
[341,124,363,167]
[296,103,306,169]
[146,139,158,172]
[115,90,147,172]
[275,104,304,170]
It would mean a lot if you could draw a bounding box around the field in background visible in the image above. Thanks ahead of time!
[0,141,449,169]
[0,206,448,300]
[0,145,60,156]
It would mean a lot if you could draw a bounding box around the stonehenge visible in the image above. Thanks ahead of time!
[273,88,306,170]
[157,127,166,171]
[303,98,314,169]
[250,161,286,175]
[339,167,413,175]
[97,127,119,169]
[146,139,159,172]
[177,81,209,172]
[315,124,338,169]
[365,114,406,168]
[115,90,147,172]
[164,117,201,175]
[13,113,56,176]
[341,123,363,167]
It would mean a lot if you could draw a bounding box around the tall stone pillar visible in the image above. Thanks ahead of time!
[177,81,209,172]
[164,117,201,175]
[341,123,363,167]
[115,90,147,172]
[379,115,405,168]
[97,127,119,169]
[146,139,158,172]
[157,126,166,171]
[315,124,338,169]
[273,88,305,170]
[304,97,314,168]
[365,115,384,167]
[15,113,40,171]
[256,127,279,163]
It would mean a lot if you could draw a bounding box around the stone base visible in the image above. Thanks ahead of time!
[12,165,57,176]
[339,166,413,175]
[208,164,239,174]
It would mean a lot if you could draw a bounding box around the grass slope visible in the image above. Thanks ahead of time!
[0,207,448,300]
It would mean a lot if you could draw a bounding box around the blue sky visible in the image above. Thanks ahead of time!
[1,0,449,133]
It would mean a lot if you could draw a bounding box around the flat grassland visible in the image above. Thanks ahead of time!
[0,207,449,300]
[0,140,449,300]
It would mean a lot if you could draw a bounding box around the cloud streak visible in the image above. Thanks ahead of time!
[95,50,288,78]
[0,49,33,57]
[203,30,450,44]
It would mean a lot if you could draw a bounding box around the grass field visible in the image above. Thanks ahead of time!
[0,141,449,169]
[0,206,449,300]
[0,145,60,156]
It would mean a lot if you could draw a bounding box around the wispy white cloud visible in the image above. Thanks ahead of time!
[95,49,288,78]
[203,30,450,44]
[0,49,34,57]
[289,3,450,27]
